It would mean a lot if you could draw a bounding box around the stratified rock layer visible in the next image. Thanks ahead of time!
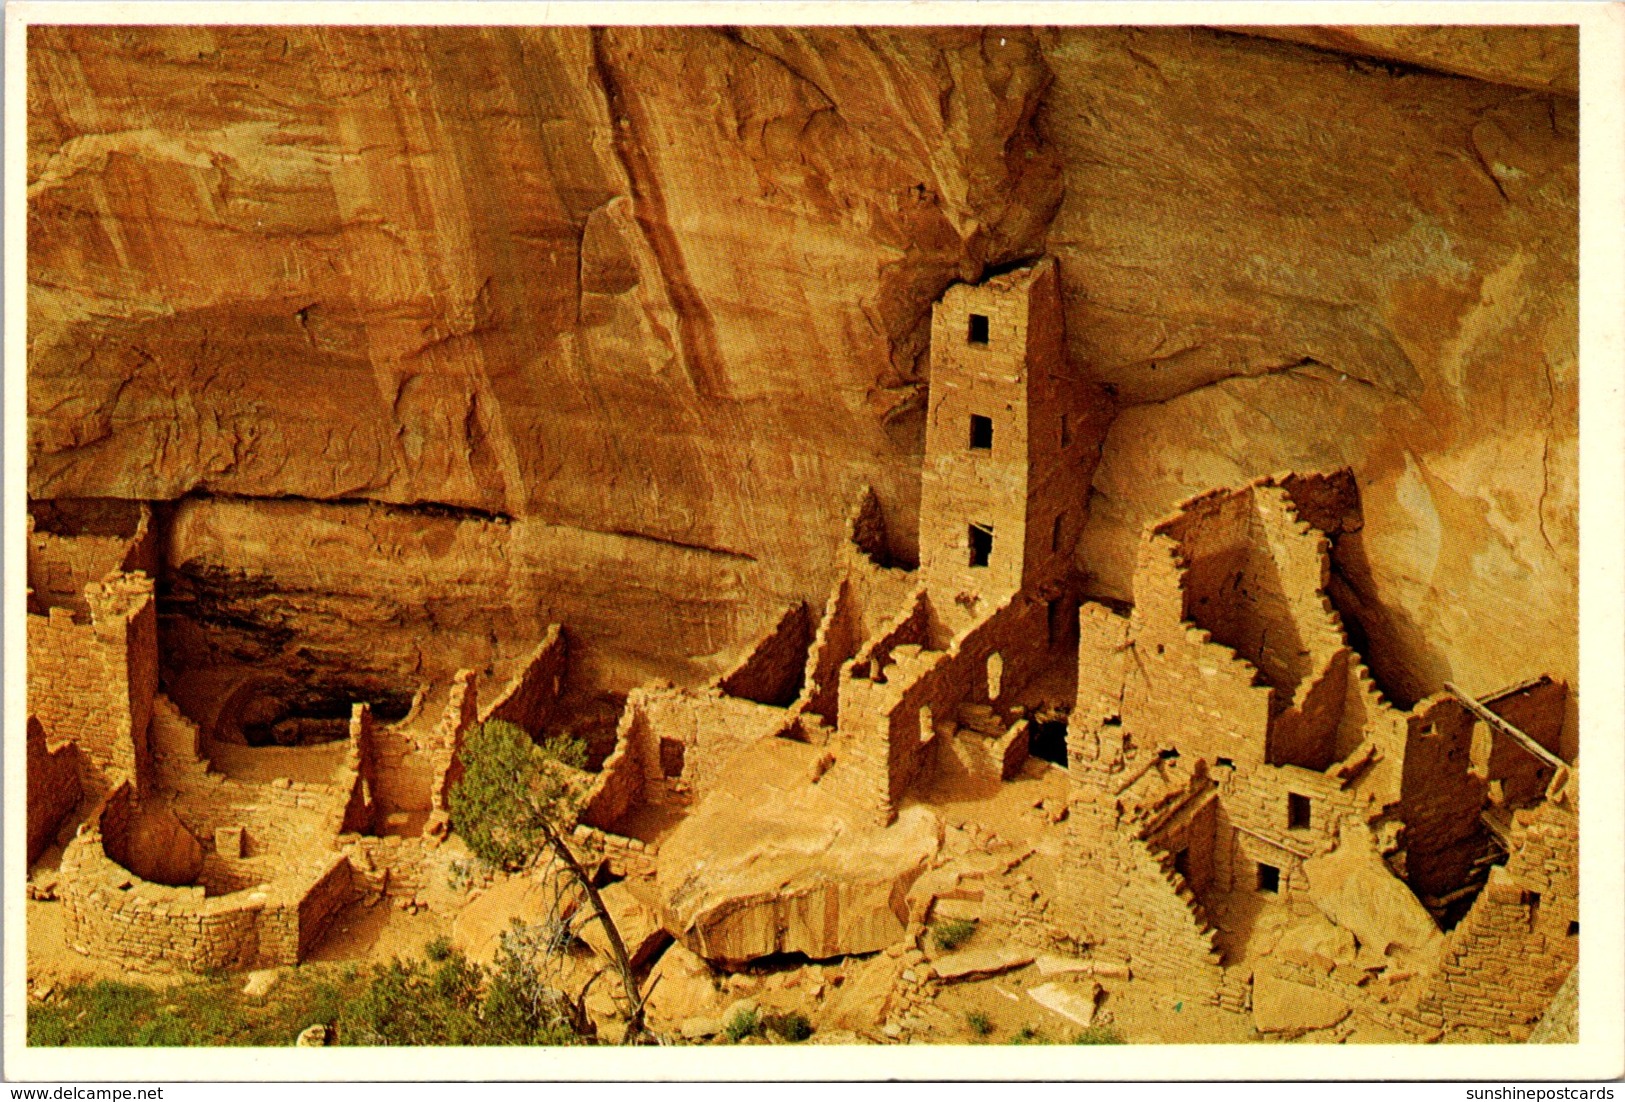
[28,27,1576,721]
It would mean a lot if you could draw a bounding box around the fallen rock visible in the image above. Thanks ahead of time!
[656,739,941,966]
[450,862,578,965]
[295,1024,329,1047]
[1275,912,1359,974]
[678,1016,723,1040]
[1035,953,1090,977]
[1303,839,1443,959]
[1027,981,1102,1028]
[1251,967,1352,1035]
[122,803,205,887]
[929,897,982,924]
[932,948,1035,983]
[643,944,725,1030]
[824,953,903,1031]
[242,969,280,998]
[578,880,672,972]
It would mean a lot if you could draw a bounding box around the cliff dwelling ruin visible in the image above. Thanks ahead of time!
[23,23,1585,1050]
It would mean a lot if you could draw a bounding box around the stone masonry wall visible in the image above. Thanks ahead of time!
[579,704,646,833]
[480,625,566,735]
[59,782,354,973]
[717,601,812,707]
[1475,676,1568,808]
[27,571,157,795]
[26,502,153,618]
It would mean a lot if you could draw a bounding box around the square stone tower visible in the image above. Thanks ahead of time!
[918,257,1100,622]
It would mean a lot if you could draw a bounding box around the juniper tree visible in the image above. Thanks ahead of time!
[449,718,652,1043]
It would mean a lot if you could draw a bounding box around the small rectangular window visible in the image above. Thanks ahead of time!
[1174,848,1190,881]
[968,313,990,345]
[969,414,993,450]
[1060,412,1072,449]
[969,523,993,568]
[1568,920,1579,937]
[1288,792,1311,830]
[1257,862,1280,894]
[1051,511,1066,554]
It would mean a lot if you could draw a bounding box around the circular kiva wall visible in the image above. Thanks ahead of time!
[58,782,354,973]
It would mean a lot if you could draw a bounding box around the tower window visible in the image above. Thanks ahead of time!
[1051,511,1066,554]
[968,313,990,345]
[968,523,993,568]
[969,414,994,450]
[1060,412,1072,448]
[1288,792,1311,830]
[1257,862,1281,894]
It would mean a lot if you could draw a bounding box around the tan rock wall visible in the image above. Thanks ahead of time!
[26,28,1573,717]
[27,716,81,865]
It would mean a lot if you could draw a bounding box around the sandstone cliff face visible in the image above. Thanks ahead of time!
[27,26,1577,717]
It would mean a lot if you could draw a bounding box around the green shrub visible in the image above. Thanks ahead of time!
[763,1011,814,1042]
[723,1005,762,1042]
[1071,1023,1124,1045]
[1010,1025,1046,1045]
[339,937,583,1046]
[965,1010,994,1037]
[931,918,978,952]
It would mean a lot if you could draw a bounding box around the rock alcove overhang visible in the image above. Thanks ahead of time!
[25,25,1576,745]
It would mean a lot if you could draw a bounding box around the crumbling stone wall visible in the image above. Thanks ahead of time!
[431,670,479,818]
[579,707,646,832]
[717,602,812,707]
[26,571,157,795]
[26,502,154,617]
[1398,694,1490,900]
[619,683,794,805]
[480,625,566,735]
[1060,723,1227,1006]
[1472,677,1567,808]
[799,498,917,727]
[1399,781,1578,1039]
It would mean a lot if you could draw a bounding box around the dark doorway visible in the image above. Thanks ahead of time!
[969,523,994,568]
[968,313,990,345]
[1257,862,1281,894]
[1288,792,1312,830]
[1029,719,1069,766]
[968,414,994,450]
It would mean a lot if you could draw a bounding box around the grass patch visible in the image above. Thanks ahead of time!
[1071,1023,1124,1044]
[965,1010,994,1037]
[27,970,361,1047]
[29,933,587,1047]
[931,918,978,952]
[1009,1025,1047,1045]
